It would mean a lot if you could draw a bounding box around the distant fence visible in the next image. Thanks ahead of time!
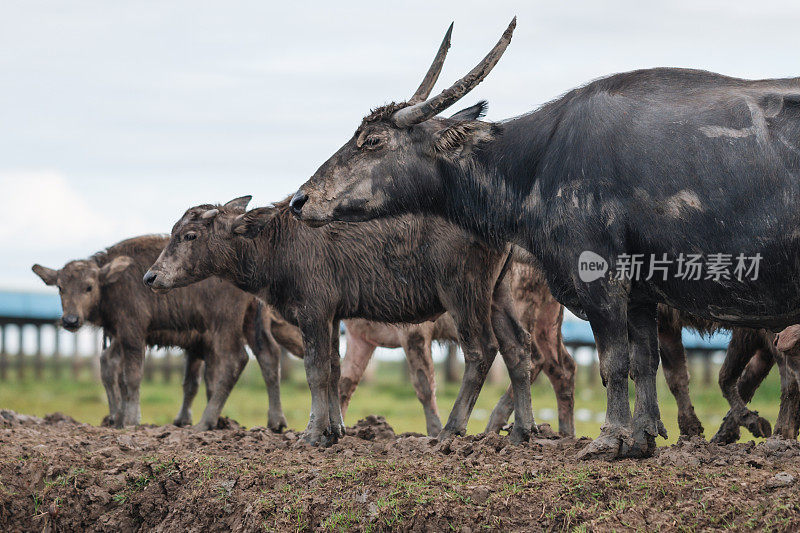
[0,289,729,385]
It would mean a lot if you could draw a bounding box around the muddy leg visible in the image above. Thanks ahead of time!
[251,331,289,432]
[327,321,345,439]
[576,280,634,461]
[99,341,124,427]
[440,318,498,440]
[490,284,533,444]
[658,322,704,437]
[711,329,772,444]
[174,350,203,427]
[195,341,249,431]
[402,328,443,436]
[620,301,666,458]
[773,350,800,439]
[300,318,336,446]
[117,340,145,427]
[339,328,377,417]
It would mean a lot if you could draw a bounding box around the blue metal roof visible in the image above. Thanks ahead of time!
[0,290,62,320]
[561,318,731,351]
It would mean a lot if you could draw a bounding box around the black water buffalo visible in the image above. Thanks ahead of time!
[291,19,800,458]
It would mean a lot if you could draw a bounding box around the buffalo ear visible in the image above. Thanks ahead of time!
[224,195,252,213]
[231,207,276,238]
[99,256,135,285]
[32,264,59,286]
[449,100,488,121]
[433,121,497,156]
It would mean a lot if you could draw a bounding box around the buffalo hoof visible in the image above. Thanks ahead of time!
[101,415,115,428]
[743,411,772,439]
[619,431,657,459]
[191,420,216,432]
[303,427,338,447]
[267,414,288,433]
[173,414,193,427]
[509,424,531,445]
[437,427,465,442]
[677,412,705,438]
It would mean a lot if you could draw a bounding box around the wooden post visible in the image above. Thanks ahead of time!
[53,326,62,379]
[703,352,713,386]
[71,333,80,379]
[34,326,43,379]
[91,331,102,382]
[588,349,598,385]
[0,324,7,381]
[444,342,460,383]
[280,348,293,382]
[143,347,154,382]
[163,349,173,382]
[17,325,25,380]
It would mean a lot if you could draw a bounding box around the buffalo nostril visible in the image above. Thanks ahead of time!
[62,315,79,327]
[289,190,308,216]
[143,271,157,287]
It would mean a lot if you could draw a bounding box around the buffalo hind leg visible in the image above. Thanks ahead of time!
[773,349,800,439]
[251,329,289,432]
[401,328,443,437]
[117,340,146,428]
[174,348,203,426]
[339,329,377,417]
[711,329,772,444]
[658,322,704,438]
[440,311,498,441]
[489,281,533,443]
[194,339,249,431]
[99,341,124,427]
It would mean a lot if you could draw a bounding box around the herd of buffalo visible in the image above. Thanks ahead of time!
[30,18,800,459]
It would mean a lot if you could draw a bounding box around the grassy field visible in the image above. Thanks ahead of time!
[0,357,783,443]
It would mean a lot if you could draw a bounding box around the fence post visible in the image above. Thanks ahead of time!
[17,325,25,380]
[163,349,173,382]
[53,326,62,379]
[34,326,43,380]
[444,342,460,383]
[0,324,7,381]
[703,353,713,386]
[280,348,293,382]
[72,334,80,379]
[144,348,154,382]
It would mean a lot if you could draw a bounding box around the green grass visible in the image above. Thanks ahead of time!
[0,357,783,443]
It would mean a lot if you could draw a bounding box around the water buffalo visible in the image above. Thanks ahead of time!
[292,19,800,458]
[32,234,302,430]
[144,197,535,446]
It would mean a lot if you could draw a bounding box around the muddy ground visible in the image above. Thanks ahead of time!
[1,411,799,532]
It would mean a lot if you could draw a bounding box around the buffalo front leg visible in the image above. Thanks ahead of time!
[327,321,345,439]
[99,341,124,427]
[658,322,704,437]
[173,349,203,427]
[299,318,337,446]
[576,281,633,460]
[401,328,443,437]
[619,301,666,458]
[339,328,377,418]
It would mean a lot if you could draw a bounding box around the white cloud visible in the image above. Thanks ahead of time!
[0,170,112,248]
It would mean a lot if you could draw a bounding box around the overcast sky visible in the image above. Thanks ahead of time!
[2,0,800,289]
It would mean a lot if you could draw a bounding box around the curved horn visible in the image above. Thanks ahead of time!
[393,17,516,127]
[408,22,453,104]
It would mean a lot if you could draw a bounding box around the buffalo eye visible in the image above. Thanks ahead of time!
[363,135,384,150]
[85,285,92,293]
[183,233,197,242]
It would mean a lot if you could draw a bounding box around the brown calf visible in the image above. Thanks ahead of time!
[145,196,535,446]
[32,235,301,431]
